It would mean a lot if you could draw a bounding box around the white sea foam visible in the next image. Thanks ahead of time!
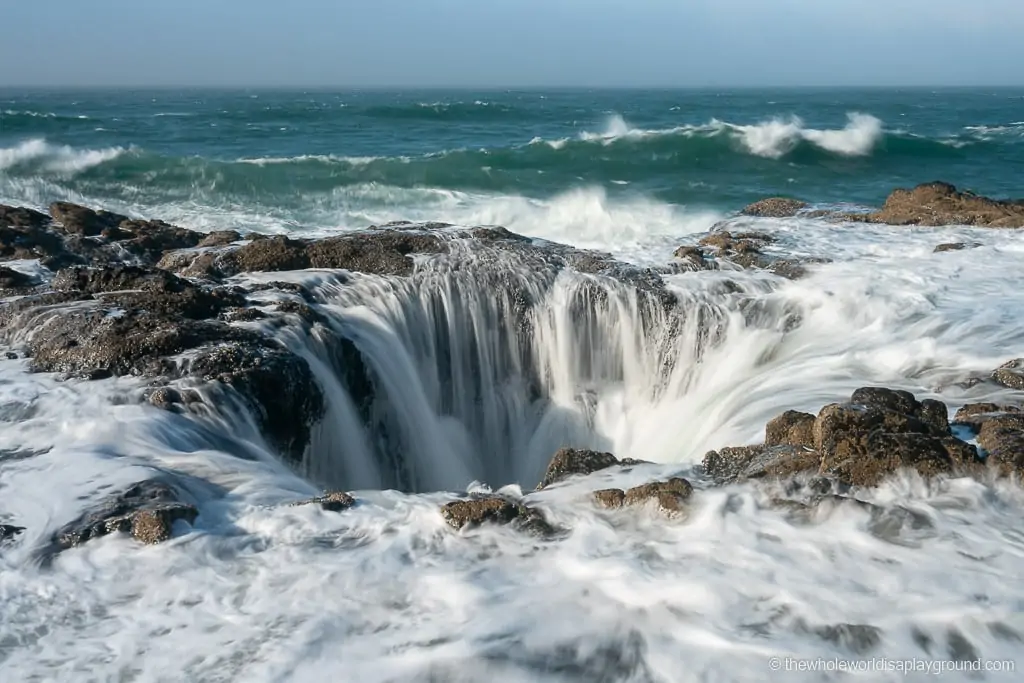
[0,138,125,175]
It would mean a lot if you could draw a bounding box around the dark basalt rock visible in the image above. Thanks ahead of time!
[0,205,50,229]
[293,491,356,512]
[50,202,129,237]
[0,523,25,543]
[809,624,883,655]
[593,477,694,514]
[702,444,820,484]
[537,448,621,489]
[213,231,448,277]
[441,496,554,535]
[55,481,198,548]
[0,266,37,290]
[185,343,324,463]
[52,265,188,294]
[740,198,808,218]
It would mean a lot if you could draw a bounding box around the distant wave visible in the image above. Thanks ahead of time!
[0,138,126,175]
[3,110,91,121]
[536,112,885,159]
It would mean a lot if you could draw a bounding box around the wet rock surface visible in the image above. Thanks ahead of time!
[594,478,694,514]
[1,523,26,544]
[704,387,988,488]
[537,448,622,489]
[674,230,824,280]
[740,198,809,218]
[293,491,356,512]
[441,496,554,535]
[55,481,198,549]
[799,182,1024,228]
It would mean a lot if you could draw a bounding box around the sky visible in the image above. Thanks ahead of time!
[3,0,1024,87]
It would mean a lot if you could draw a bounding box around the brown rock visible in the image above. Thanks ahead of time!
[440,496,552,534]
[622,478,694,513]
[593,488,626,508]
[49,202,128,237]
[222,235,311,272]
[537,448,620,489]
[976,416,1024,475]
[198,231,242,248]
[55,481,198,549]
[765,410,816,448]
[740,198,809,218]
[129,505,200,544]
[861,182,1024,228]
[992,359,1024,391]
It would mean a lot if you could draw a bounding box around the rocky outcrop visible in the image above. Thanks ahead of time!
[593,478,694,515]
[765,410,816,448]
[952,403,1024,477]
[673,230,824,280]
[862,182,1024,228]
[991,359,1024,391]
[55,481,198,549]
[536,448,649,489]
[441,496,554,535]
[813,182,1024,228]
[704,387,984,488]
[293,491,356,512]
[740,198,808,218]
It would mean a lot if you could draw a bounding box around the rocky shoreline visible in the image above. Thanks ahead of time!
[2,182,1024,553]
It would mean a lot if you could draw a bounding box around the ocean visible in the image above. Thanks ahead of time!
[2,88,1024,681]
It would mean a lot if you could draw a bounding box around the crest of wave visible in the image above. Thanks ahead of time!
[0,138,125,175]
[726,112,883,158]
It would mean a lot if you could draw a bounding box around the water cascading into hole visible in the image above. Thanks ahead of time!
[269,244,797,494]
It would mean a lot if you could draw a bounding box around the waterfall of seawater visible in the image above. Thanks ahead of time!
[259,241,802,494]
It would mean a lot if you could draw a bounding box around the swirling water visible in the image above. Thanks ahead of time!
[2,89,1024,681]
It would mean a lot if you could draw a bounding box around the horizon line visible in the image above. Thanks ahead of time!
[2,83,1024,91]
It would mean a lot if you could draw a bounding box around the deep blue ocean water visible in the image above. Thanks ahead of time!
[2,88,1023,233]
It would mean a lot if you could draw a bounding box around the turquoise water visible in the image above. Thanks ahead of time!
[2,88,1023,232]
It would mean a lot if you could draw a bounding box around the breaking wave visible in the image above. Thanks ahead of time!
[0,138,127,176]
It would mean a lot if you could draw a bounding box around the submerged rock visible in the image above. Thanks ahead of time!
[293,491,356,512]
[991,359,1024,391]
[933,242,981,253]
[441,496,553,535]
[55,481,198,549]
[0,523,25,544]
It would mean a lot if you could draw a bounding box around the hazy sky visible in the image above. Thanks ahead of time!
[3,0,1023,87]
